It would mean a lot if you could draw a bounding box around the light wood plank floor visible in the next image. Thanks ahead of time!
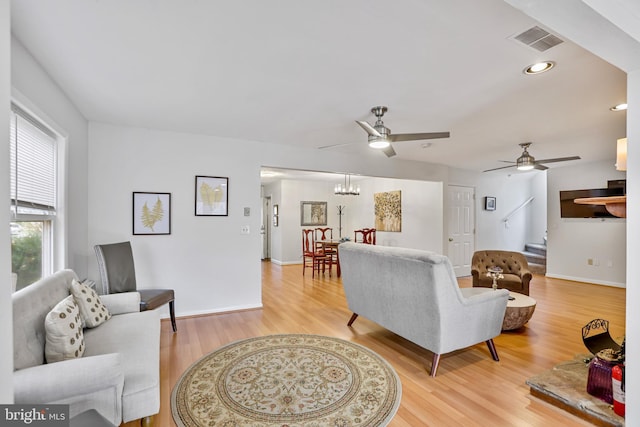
[127,261,626,427]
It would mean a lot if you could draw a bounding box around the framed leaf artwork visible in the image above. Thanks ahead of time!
[195,176,229,216]
[133,192,171,235]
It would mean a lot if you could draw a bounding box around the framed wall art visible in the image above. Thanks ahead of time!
[374,190,402,232]
[195,176,229,216]
[133,192,171,235]
[485,196,496,211]
[300,201,327,226]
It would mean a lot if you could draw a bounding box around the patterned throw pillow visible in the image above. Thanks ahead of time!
[45,295,85,363]
[70,279,112,328]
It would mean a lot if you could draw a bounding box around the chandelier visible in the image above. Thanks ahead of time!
[334,173,360,196]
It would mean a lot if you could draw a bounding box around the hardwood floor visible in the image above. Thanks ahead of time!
[129,261,626,427]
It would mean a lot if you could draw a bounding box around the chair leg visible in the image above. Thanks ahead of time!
[347,313,358,326]
[169,300,177,333]
[430,353,441,377]
[486,339,499,361]
[141,415,154,427]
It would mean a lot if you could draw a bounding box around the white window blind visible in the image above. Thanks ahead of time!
[9,104,58,216]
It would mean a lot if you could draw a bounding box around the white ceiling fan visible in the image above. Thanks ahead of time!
[319,106,450,157]
[483,142,581,172]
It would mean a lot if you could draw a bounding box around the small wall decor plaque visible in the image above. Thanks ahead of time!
[485,196,496,211]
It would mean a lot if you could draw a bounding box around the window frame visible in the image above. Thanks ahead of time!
[9,100,66,285]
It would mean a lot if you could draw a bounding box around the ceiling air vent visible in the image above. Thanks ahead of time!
[512,26,563,52]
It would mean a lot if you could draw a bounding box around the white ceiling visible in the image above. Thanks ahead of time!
[10,0,628,173]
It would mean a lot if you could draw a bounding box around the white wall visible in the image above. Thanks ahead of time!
[0,0,13,404]
[269,177,443,265]
[346,177,443,251]
[11,37,90,278]
[88,123,264,317]
[546,160,626,286]
[625,68,639,421]
[448,168,541,252]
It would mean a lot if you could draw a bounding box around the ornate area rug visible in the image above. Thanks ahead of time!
[171,334,402,426]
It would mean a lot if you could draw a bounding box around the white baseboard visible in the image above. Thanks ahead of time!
[545,273,626,288]
[269,259,302,266]
[164,303,263,320]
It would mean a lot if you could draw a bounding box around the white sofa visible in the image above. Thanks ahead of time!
[12,269,161,425]
[339,242,509,376]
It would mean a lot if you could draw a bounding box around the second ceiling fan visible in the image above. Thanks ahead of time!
[483,142,581,172]
[355,106,450,157]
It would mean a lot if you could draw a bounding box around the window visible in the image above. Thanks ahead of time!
[9,104,58,291]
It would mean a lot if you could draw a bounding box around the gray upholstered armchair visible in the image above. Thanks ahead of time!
[471,250,532,295]
[339,242,509,376]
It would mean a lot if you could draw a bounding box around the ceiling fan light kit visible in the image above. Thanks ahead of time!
[483,142,580,173]
[355,106,450,158]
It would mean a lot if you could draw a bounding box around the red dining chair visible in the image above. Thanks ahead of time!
[354,228,377,245]
[302,229,329,277]
[315,227,337,269]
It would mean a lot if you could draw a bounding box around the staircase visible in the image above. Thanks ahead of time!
[524,243,546,275]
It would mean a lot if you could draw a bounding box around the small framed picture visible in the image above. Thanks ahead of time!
[195,176,229,216]
[133,192,171,235]
[300,201,327,226]
[485,196,496,211]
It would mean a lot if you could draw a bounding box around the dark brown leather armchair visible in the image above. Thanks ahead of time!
[471,250,532,295]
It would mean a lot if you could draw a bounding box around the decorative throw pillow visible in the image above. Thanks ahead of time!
[45,295,85,363]
[70,279,112,328]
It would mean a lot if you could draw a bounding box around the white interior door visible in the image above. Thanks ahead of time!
[447,185,475,277]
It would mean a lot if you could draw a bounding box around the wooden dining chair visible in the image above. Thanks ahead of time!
[302,229,329,277]
[315,227,337,269]
[354,228,377,245]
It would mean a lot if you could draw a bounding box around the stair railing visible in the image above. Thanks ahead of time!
[503,196,534,228]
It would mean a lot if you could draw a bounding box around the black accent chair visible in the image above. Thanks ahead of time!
[94,241,177,332]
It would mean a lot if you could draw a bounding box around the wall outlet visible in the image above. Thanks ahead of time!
[607,260,613,268]
[241,225,250,234]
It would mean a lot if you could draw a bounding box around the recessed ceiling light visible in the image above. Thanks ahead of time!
[610,103,628,112]
[523,61,555,75]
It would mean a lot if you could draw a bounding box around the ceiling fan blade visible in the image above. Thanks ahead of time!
[498,160,516,164]
[389,131,450,142]
[355,120,382,137]
[534,164,549,171]
[317,142,356,150]
[535,156,581,164]
[382,145,396,157]
[483,164,517,172]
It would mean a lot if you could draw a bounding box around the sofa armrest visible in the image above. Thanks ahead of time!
[99,292,141,315]
[14,353,124,425]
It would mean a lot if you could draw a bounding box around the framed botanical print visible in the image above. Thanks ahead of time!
[195,176,229,216]
[133,192,171,235]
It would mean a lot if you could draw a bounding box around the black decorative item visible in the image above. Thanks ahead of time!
[484,196,496,211]
[582,318,622,355]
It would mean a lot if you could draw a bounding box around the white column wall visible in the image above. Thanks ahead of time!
[0,0,13,404]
